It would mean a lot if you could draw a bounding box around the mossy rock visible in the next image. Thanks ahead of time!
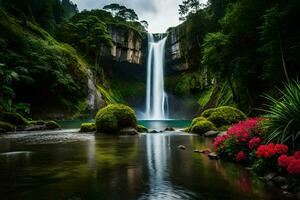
[80,123,96,132]
[190,117,208,127]
[201,106,247,127]
[0,121,15,132]
[0,112,28,126]
[190,119,217,135]
[137,125,148,133]
[96,104,137,134]
[45,121,61,130]
[29,120,45,126]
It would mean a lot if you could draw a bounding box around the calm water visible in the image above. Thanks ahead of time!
[58,120,191,130]
[0,122,287,200]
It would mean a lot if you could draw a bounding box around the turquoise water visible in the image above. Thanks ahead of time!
[58,119,191,130]
[0,130,286,200]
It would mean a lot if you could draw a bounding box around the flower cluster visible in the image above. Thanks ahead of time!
[214,118,263,150]
[235,151,247,162]
[248,137,262,149]
[256,143,288,158]
[213,118,264,163]
[278,151,300,176]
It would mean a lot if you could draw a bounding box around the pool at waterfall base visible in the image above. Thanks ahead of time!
[0,121,287,200]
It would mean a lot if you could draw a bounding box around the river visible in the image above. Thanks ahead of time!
[0,121,286,200]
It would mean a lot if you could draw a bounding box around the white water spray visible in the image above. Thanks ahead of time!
[145,33,169,120]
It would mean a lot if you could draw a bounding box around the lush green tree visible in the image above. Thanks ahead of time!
[103,3,138,21]
[140,20,149,30]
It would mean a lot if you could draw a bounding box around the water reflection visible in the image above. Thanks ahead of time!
[0,131,288,200]
[140,134,199,200]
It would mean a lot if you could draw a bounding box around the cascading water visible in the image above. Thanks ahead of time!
[145,33,169,120]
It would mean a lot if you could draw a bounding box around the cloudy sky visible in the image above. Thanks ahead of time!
[72,0,185,33]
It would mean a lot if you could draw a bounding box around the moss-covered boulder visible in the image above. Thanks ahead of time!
[0,121,15,133]
[80,123,96,132]
[95,104,137,134]
[201,106,247,127]
[45,121,61,130]
[190,118,217,135]
[0,112,28,126]
[137,125,148,133]
[191,117,208,127]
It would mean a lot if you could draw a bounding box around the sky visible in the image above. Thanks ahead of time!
[71,0,184,33]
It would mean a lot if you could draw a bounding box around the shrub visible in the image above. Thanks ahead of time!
[80,123,96,132]
[201,106,247,127]
[95,104,137,134]
[253,143,289,174]
[214,118,264,162]
[190,119,217,135]
[278,151,300,176]
[0,112,28,126]
[263,81,300,150]
[45,121,61,130]
[137,125,148,133]
[256,143,289,158]
[0,121,15,132]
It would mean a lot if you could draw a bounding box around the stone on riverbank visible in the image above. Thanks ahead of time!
[95,104,137,134]
[80,123,96,132]
[178,145,186,150]
[138,125,148,133]
[194,149,211,154]
[118,127,139,135]
[45,121,61,130]
[208,152,219,160]
[165,127,175,131]
[204,130,219,137]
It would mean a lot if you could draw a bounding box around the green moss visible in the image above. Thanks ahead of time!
[29,120,45,125]
[0,112,28,126]
[201,106,247,127]
[95,104,137,134]
[190,119,217,135]
[80,123,96,132]
[45,121,61,130]
[137,125,148,133]
[97,86,119,104]
[0,121,15,132]
[190,116,208,127]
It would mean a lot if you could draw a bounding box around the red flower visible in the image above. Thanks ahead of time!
[293,151,300,159]
[278,155,295,168]
[236,151,247,162]
[248,137,262,149]
[214,134,229,149]
[256,143,289,158]
[287,159,300,176]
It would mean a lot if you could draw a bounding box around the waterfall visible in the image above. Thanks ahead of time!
[87,69,104,112]
[145,33,169,120]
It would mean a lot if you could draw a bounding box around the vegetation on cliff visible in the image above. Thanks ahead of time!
[171,0,300,114]
[0,1,146,118]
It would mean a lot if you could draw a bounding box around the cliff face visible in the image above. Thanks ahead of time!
[100,27,148,109]
[165,27,188,72]
[102,27,144,65]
